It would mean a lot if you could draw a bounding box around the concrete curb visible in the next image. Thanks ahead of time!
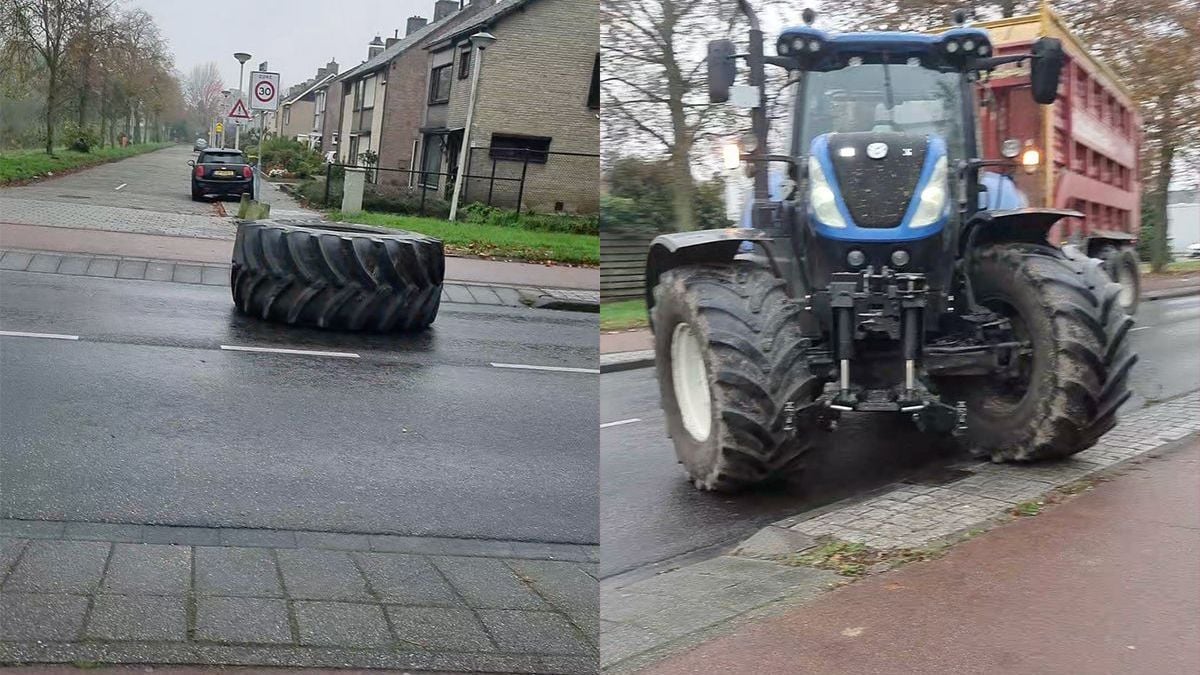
[600,350,655,373]
[1144,284,1200,301]
[600,392,1200,671]
[518,288,600,313]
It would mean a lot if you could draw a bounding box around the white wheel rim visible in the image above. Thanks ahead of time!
[671,322,712,442]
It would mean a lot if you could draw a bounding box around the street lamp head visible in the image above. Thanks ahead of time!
[469,32,497,50]
[234,52,252,64]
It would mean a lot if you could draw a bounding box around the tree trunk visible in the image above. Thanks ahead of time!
[45,68,57,155]
[670,141,696,230]
[1150,93,1175,274]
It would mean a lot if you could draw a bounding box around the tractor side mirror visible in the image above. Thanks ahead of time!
[707,39,738,103]
[1030,37,1064,105]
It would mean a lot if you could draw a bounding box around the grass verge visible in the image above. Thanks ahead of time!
[1140,259,1200,275]
[327,209,598,266]
[0,143,173,184]
[600,298,649,331]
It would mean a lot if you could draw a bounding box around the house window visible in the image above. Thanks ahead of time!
[429,65,452,103]
[283,105,291,125]
[362,74,376,109]
[459,46,472,79]
[489,134,552,163]
[347,135,360,164]
[588,52,600,109]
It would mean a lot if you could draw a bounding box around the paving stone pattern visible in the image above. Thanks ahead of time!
[0,196,234,240]
[0,523,598,673]
[601,393,1200,671]
[0,249,598,310]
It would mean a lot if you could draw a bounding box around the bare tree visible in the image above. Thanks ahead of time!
[601,0,742,231]
[0,0,87,153]
[183,62,225,140]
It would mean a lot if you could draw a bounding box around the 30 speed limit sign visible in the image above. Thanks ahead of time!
[249,71,280,111]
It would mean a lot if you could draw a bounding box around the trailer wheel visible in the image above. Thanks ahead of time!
[1099,245,1140,314]
[937,243,1136,462]
[231,219,444,332]
[652,262,822,491]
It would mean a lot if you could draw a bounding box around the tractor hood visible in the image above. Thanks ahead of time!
[807,132,950,242]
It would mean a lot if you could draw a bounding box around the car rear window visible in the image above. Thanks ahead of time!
[200,152,244,164]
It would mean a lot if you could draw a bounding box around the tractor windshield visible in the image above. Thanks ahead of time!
[796,61,966,161]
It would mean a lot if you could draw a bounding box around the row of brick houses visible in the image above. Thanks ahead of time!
[276,0,598,214]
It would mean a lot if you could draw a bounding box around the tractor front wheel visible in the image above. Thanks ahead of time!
[653,262,822,491]
[936,243,1136,462]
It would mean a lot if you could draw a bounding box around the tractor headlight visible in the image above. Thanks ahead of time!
[945,40,959,53]
[809,155,848,228]
[808,39,821,52]
[910,155,948,228]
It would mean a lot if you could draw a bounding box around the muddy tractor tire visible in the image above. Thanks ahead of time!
[652,262,822,491]
[231,219,444,332]
[1098,244,1141,315]
[938,243,1136,462]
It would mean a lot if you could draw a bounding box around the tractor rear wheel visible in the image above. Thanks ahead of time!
[652,262,822,491]
[937,243,1136,462]
[231,219,444,332]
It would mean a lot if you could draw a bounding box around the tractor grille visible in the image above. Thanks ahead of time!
[829,133,928,228]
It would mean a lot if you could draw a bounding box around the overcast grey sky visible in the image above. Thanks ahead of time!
[131,0,445,94]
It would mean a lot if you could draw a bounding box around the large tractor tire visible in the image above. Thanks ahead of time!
[938,243,1137,462]
[231,219,444,332]
[1098,244,1141,315]
[652,262,822,491]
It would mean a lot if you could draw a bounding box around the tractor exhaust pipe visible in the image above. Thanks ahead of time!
[902,307,921,396]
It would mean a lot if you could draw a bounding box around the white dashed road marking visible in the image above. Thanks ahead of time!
[490,362,600,374]
[220,345,360,358]
[1130,326,1151,332]
[0,330,81,341]
[600,418,641,429]
[114,183,127,191]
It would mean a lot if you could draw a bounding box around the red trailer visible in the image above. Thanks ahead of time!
[942,7,1143,310]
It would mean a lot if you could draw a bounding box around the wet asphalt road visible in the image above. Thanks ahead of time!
[600,294,1200,579]
[0,270,599,544]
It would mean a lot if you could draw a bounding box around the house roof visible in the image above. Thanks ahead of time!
[281,72,338,106]
[336,8,464,83]
[429,0,534,49]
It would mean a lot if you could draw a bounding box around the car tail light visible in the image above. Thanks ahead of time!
[194,165,204,178]
[243,166,253,179]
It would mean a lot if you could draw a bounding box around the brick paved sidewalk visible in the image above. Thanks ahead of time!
[0,520,598,673]
[601,392,1200,671]
[0,249,599,312]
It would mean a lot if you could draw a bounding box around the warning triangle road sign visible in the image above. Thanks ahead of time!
[227,98,252,119]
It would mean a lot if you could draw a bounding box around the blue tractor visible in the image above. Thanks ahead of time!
[645,3,1137,491]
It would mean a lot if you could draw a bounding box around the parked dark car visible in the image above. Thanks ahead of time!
[190,149,253,201]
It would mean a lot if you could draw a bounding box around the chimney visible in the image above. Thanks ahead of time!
[433,0,457,21]
[326,59,338,75]
[406,16,428,35]
[316,67,327,79]
[368,35,385,58]
[469,0,495,6]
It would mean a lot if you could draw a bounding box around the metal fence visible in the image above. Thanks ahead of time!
[319,145,599,217]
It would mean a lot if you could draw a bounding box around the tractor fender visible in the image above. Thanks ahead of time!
[960,208,1083,255]
[1084,230,1137,258]
[644,228,776,321]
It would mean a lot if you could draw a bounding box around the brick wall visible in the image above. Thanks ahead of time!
[443,0,599,213]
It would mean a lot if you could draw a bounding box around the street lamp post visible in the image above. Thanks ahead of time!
[219,89,231,147]
[448,32,496,222]
[234,52,252,150]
